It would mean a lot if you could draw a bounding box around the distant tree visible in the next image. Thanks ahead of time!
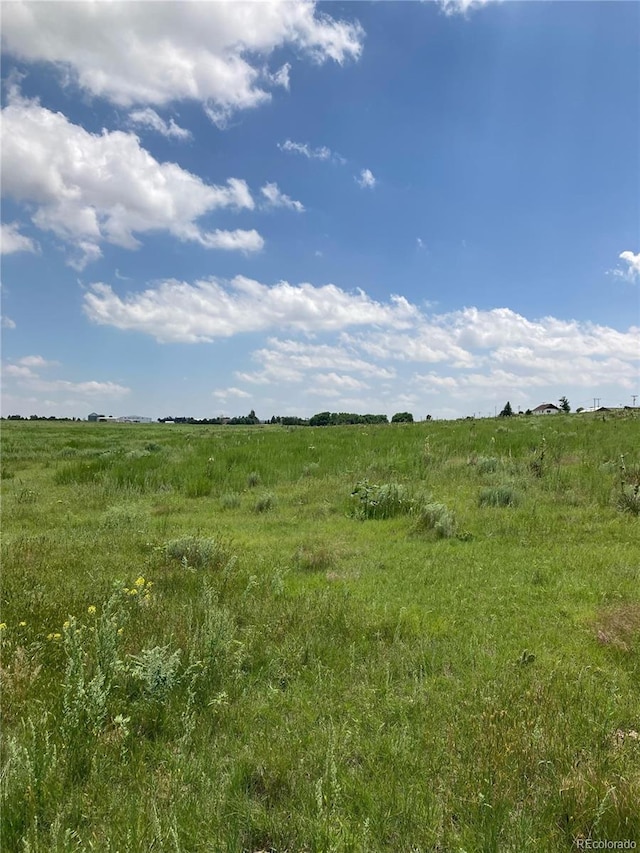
[576,407,584,413]
[499,401,513,417]
[559,396,571,413]
[391,412,414,423]
[525,409,532,416]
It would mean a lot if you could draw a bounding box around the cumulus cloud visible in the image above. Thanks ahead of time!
[1,222,38,255]
[613,250,640,283]
[236,337,396,385]
[1,93,261,265]
[83,276,418,343]
[2,358,129,398]
[260,182,305,212]
[1,2,363,123]
[128,108,191,140]
[356,168,376,189]
[1,316,17,329]
[437,0,500,16]
[213,387,251,400]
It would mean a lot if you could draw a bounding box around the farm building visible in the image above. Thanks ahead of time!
[532,403,560,415]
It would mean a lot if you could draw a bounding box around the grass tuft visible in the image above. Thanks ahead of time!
[478,485,522,507]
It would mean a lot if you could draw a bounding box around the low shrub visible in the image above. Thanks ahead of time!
[411,501,457,538]
[476,456,499,474]
[220,492,241,510]
[254,492,276,513]
[163,536,229,570]
[349,480,412,520]
[479,485,522,507]
[247,471,261,488]
[617,485,640,516]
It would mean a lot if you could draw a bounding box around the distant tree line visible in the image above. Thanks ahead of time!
[157,410,414,427]
[3,415,79,421]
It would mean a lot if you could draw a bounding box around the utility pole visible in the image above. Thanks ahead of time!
[633,395,638,407]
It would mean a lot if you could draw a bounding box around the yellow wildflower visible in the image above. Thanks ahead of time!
[87,605,97,616]
[19,621,27,627]
[129,588,138,596]
[117,627,124,636]
[47,632,55,640]
[63,620,71,630]
[53,633,62,640]
[135,576,145,588]
[0,623,7,632]
[123,588,130,594]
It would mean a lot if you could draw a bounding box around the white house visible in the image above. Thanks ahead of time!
[532,403,560,415]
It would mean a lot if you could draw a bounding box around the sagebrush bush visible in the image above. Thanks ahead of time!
[412,501,457,538]
[476,456,499,474]
[254,492,276,513]
[247,471,261,488]
[617,485,640,516]
[220,492,241,509]
[479,485,521,507]
[163,536,229,569]
[350,480,412,520]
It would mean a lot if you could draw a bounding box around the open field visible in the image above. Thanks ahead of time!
[1,414,639,852]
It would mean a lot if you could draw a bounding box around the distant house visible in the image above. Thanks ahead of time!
[87,412,104,422]
[532,403,560,415]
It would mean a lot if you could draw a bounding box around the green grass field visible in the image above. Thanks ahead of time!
[1,414,639,852]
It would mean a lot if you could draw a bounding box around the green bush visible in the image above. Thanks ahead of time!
[349,480,412,520]
[254,492,276,513]
[479,485,522,507]
[163,536,229,570]
[476,456,499,474]
[412,501,457,538]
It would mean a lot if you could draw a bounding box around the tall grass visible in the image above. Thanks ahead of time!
[1,414,639,850]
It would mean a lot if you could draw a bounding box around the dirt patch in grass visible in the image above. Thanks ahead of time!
[594,603,640,652]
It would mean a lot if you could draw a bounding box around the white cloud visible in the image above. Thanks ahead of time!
[313,372,370,395]
[416,237,425,250]
[269,63,291,91]
[1,316,16,329]
[16,355,56,368]
[236,338,395,386]
[213,387,251,400]
[356,168,376,189]
[83,276,418,343]
[278,139,345,164]
[1,222,38,255]
[128,108,191,140]
[1,2,363,123]
[437,0,499,16]
[260,182,305,212]
[1,93,261,264]
[2,356,130,400]
[613,250,640,283]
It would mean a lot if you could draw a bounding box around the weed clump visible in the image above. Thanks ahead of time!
[476,456,499,474]
[350,480,412,520]
[294,542,337,572]
[479,486,521,507]
[247,471,261,488]
[220,492,241,510]
[254,493,276,513]
[411,502,457,538]
[163,536,229,570]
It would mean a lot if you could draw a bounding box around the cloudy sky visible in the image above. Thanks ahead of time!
[1,0,638,420]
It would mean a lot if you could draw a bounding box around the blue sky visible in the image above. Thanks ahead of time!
[1,0,638,420]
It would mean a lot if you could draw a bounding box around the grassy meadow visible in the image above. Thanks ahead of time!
[1,413,639,852]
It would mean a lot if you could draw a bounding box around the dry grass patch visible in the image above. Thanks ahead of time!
[595,603,640,652]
